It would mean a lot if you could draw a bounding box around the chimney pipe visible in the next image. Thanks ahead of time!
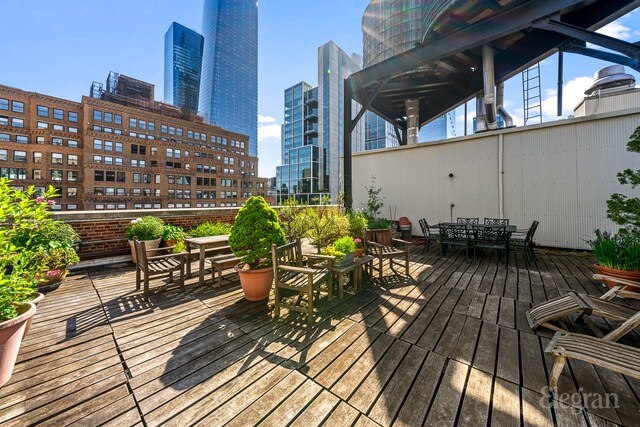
[482,45,498,130]
[405,98,419,145]
[496,82,514,127]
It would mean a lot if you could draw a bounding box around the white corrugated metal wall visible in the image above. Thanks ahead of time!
[352,108,640,249]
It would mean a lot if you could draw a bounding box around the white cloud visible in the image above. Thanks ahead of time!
[539,76,593,121]
[258,115,277,124]
[257,123,281,142]
[596,21,631,40]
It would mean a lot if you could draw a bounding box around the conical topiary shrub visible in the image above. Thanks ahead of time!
[229,196,286,269]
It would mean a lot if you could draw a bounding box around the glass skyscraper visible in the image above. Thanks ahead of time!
[199,0,258,158]
[164,22,204,114]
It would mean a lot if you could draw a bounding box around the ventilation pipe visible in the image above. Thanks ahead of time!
[496,82,514,127]
[475,96,488,132]
[482,45,498,130]
[405,98,419,145]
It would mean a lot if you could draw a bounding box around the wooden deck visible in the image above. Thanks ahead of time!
[3,246,640,426]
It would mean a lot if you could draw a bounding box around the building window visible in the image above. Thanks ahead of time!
[68,127,78,133]
[104,140,113,151]
[94,187,104,195]
[114,114,122,124]
[93,139,102,150]
[68,154,78,165]
[139,120,146,130]
[53,124,64,131]
[51,170,63,181]
[105,187,115,196]
[12,118,24,128]
[115,142,123,152]
[93,110,102,121]
[67,171,78,181]
[0,99,7,110]
[37,105,49,117]
[12,101,24,113]
[68,140,78,148]
[68,111,78,122]
[104,156,113,164]
[93,155,102,163]
[117,172,125,182]
[133,173,141,183]
[36,121,48,129]
[115,157,123,165]
[0,134,9,142]
[161,124,167,133]
[16,135,28,144]
[51,153,63,164]
[33,152,42,163]
[94,171,104,181]
[169,126,175,135]
[148,122,155,132]
[67,204,77,210]
[0,149,6,161]
[13,151,27,162]
[52,137,63,146]
[32,169,41,180]
[67,188,77,198]
[0,116,7,126]
[116,188,126,196]
[53,108,63,120]
[129,118,137,128]
[106,171,115,182]
[104,112,113,123]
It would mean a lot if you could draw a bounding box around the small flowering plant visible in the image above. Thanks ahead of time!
[125,216,164,241]
[588,229,640,271]
[354,237,363,249]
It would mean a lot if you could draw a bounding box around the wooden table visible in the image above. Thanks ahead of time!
[184,235,230,286]
[331,255,374,299]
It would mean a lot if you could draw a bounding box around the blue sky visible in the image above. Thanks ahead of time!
[1,1,639,177]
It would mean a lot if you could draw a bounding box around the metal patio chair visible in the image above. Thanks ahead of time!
[418,218,439,253]
[438,223,471,261]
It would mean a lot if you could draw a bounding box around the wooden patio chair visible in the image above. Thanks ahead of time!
[134,238,187,300]
[271,239,333,324]
[363,227,412,279]
[545,310,640,389]
[418,218,439,253]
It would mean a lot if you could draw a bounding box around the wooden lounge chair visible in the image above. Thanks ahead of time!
[526,291,638,336]
[545,310,640,389]
[595,274,640,301]
[271,239,333,324]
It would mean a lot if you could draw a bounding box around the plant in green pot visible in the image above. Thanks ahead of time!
[323,236,356,267]
[125,216,164,263]
[229,196,286,301]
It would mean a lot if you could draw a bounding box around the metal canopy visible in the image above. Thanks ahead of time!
[347,0,640,131]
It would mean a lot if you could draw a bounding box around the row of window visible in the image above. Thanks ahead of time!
[36,121,78,133]
[0,149,75,165]
[1,117,78,133]
[37,105,79,122]
[0,133,80,147]
[0,133,29,143]
[0,99,24,113]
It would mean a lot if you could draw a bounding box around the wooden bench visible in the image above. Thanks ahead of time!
[208,254,241,288]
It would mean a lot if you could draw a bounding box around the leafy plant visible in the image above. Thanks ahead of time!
[333,236,356,254]
[188,221,231,237]
[163,224,186,241]
[364,176,384,219]
[368,218,393,229]
[347,210,368,238]
[229,196,286,269]
[589,229,640,271]
[607,125,640,239]
[354,237,363,249]
[0,180,59,321]
[307,208,350,254]
[279,197,314,241]
[172,239,187,254]
[125,216,164,241]
[36,247,80,271]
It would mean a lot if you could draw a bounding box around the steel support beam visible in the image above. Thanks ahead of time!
[534,19,640,60]
[350,80,387,132]
[561,41,640,72]
[343,78,353,211]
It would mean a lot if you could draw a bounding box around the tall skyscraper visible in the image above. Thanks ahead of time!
[199,0,258,158]
[164,22,204,114]
[276,42,364,204]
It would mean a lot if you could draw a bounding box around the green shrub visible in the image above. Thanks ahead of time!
[333,236,356,254]
[172,239,187,254]
[163,224,186,241]
[607,125,640,239]
[589,229,640,271]
[279,198,314,240]
[307,209,350,254]
[348,210,368,237]
[188,221,231,237]
[229,196,286,268]
[125,216,164,240]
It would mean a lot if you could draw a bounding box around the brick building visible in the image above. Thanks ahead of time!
[0,73,270,211]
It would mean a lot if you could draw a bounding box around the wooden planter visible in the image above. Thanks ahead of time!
[128,238,162,263]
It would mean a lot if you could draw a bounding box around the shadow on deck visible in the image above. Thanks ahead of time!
[2,246,640,426]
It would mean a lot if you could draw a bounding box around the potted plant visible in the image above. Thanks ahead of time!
[323,236,357,267]
[162,224,186,247]
[0,179,58,386]
[229,196,286,301]
[188,221,231,237]
[354,238,364,257]
[125,216,164,263]
[591,125,640,283]
[35,246,80,291]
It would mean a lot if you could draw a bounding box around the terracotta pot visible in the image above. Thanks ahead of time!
[163,239,178,248]
[0,302,36,387]
[24,293,44,336]
[128,238,162,263]
[355,248,364,257]
[594,264,640,291]
[234,264,274,301]
[36,270,67,292]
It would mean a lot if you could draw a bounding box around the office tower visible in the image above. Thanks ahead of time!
[276,42,364,204]
[164,22,204,114]
[199,0,258,158]
[419,111,457,142]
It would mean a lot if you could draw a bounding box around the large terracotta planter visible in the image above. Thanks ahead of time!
[0,302,36,387]
[36,270,66,292]
[129,238,162,263]
[234,264,274,301]
[24,292,44,336]
[594,264,640,291]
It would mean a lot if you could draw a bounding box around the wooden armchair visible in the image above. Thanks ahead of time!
[363,227,412,279]
[134,238,187,300]
[271,239,333,324]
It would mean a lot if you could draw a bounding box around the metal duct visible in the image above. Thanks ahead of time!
[482,45,498,129]
[405,98,419,144]
[496,82,514,127]
[475,96,488,133]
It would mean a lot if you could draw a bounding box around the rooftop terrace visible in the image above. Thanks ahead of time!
[3,246,639,426]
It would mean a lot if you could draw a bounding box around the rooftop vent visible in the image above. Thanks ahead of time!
[584,65,636,96]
